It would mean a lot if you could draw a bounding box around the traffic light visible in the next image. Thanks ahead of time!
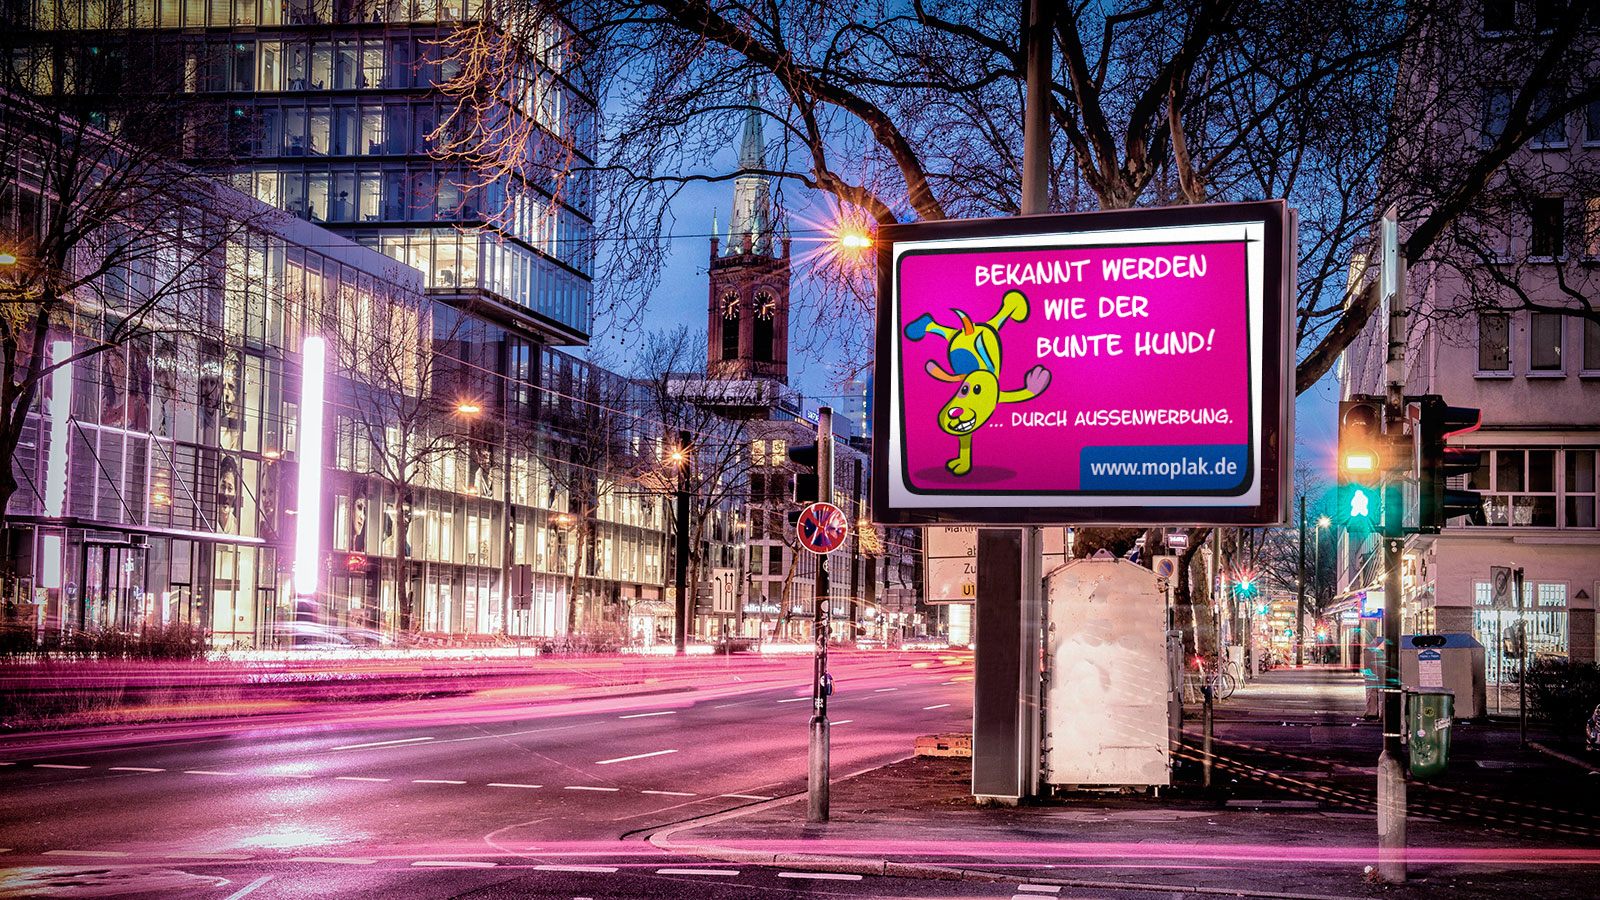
[788,443,819,504]
[1338,397,1385,532]
[1236,579,1257,600]
[1416,395,1485,531]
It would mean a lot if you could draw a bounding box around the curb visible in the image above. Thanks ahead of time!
[647,760,1367,900]
[1529,741,1600,774]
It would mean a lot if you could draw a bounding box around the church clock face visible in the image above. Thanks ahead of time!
[754,290,777,320]
[721,290,740,319]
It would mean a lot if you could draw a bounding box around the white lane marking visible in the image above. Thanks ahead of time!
[0,761,13,765]
[942,680,960,685]
[596,749,677,765]
[640,790,696,797]
[535,864,618,873]
[261,773,315,779]
[413,779,466,784]
[487,783,542,789]
[657,868,739,876]
[109,767,164,772]
[411,860,497,868]
[330,737,435,751]
[0,849,10,854]
[290,856,377,865]
[779,872,861,881]
[34,764,90,769]
[833,720,853,725]
[45,850,131,857]
[720,793,772,800]
[776,697,810,703]
[712,703,741,709]
[222,875,273,900]
[167,853,252,860]
[924,703,951,710]
[873,687,897,692]
[1017,887,1062,894]
[618,711,676,719]
[336,776,390,782]
[563,785,620,792]
[184,770,236,776]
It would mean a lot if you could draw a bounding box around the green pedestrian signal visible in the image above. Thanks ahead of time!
[1338,398,1385,532]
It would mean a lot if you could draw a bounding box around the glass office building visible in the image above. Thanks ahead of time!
[21,0,596,345]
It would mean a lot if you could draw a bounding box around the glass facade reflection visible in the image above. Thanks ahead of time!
[25,0,597,343]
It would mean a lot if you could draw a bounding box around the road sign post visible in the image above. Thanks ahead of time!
[807,407,836,824]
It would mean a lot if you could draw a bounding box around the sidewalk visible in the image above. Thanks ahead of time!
[656,665,1600,899]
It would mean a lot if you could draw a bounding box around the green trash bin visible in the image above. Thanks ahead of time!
[1407,690,1454,780]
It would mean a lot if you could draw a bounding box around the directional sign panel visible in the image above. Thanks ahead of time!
[796,502,849,554]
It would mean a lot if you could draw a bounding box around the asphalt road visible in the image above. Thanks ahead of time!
[0,651,997,899]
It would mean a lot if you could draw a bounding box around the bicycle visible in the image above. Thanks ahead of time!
[1183,655,1236,702]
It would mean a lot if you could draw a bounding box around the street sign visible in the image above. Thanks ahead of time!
[796,501,849,554]
[1490,565,1514,609]
[925,525,977,603]
[710,567,739,614]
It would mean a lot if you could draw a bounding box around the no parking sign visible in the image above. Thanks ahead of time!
[795,502,849,554]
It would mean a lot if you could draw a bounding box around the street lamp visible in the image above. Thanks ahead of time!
[0,252,17,265]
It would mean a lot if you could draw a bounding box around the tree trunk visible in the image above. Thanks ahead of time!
[1173,526,1212,660]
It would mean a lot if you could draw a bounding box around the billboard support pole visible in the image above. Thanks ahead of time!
[969,0,1050,806]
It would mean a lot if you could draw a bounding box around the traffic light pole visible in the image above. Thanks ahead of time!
[1376,209,1407,884]
[808,408,833,823]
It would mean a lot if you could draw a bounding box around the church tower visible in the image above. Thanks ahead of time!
[707,93,791,382]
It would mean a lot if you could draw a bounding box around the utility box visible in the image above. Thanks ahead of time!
[1043,559,1170,788]
[1400,633,1486,720]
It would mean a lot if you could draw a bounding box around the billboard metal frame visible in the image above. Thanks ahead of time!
[871,201,1295,527]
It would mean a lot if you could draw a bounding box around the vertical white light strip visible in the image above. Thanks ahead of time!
[294,336,327,598]
[44,340,72,517]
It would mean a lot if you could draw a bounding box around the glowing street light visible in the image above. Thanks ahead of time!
[0,252,17,265]
[839,231,872,250]
[457,401,481,415]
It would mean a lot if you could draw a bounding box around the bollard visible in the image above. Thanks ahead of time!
[1377,749,1406,882]
[1202,686,1214,789]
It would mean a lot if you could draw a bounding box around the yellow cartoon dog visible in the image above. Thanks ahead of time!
[905,289,1052,476]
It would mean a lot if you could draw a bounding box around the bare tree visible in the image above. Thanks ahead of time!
[315,278,481,634]
[522,348,654,635]
[0,24,255,536]
[442,1,1600,656]
[631,326,751,636]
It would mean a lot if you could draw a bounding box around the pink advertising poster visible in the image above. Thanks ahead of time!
[877,205,1292,525]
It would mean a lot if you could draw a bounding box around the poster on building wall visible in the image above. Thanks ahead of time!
[873,202,1294,526]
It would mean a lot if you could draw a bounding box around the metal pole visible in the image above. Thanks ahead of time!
[808,408,834,822]
[1516,566,1526,748]
[1021,0,1051,216]
[849,458,861,647]
[1376,206,1408,884]
[1296,494,1306,667]
[674,429,691,656]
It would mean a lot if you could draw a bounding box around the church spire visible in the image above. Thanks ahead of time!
[737,88,766,172]
[726,89,774,257]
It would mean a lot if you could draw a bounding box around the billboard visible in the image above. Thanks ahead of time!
[873,202,1294,526]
